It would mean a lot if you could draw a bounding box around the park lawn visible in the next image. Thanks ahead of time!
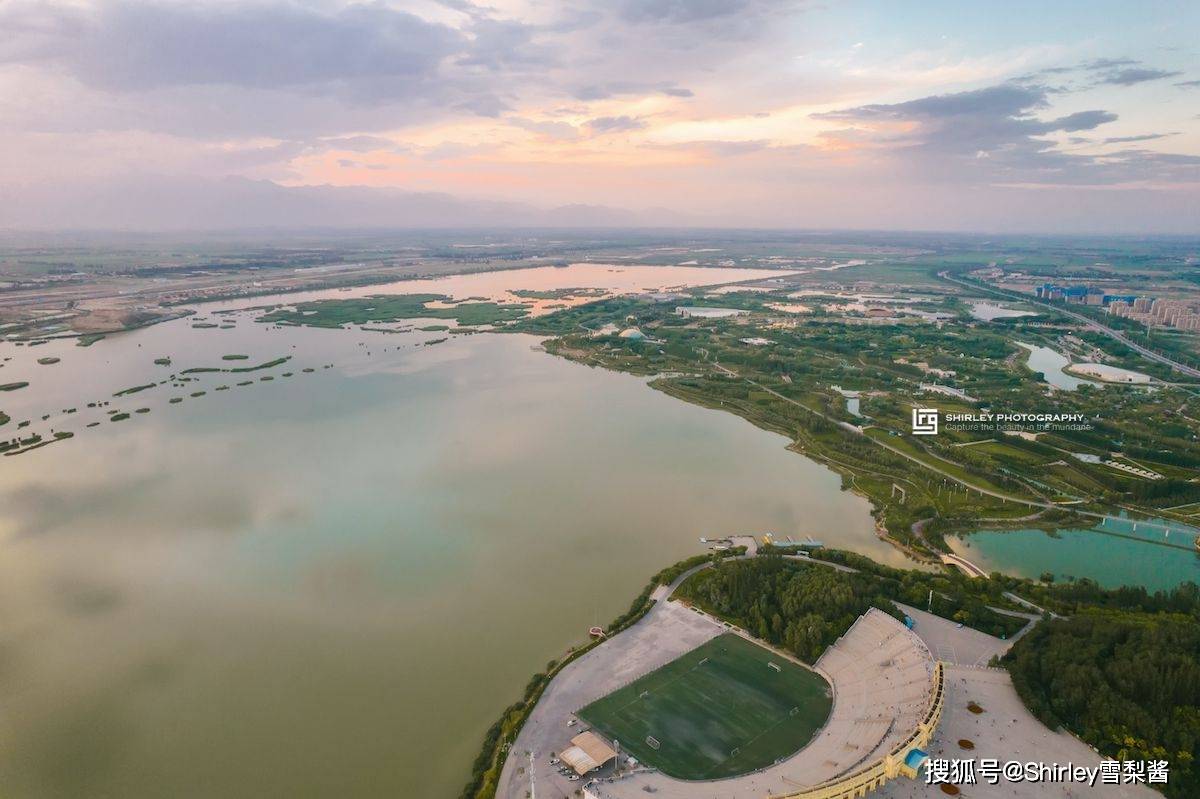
[973,441,1050,466]
[578,633,831,780]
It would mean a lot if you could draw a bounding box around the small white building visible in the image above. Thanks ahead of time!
[1066,363,1152,384]
[675,306,749,319]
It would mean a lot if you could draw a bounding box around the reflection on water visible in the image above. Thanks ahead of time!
[215,262,791,316]
[1016,341,1101,391]
[968,301,1036,321]
[953,516,1200,591]
[0,265,898,799]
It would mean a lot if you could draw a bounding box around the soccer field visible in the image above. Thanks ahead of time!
[578,633,832,780]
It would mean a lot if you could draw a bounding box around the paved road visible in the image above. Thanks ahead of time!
[939,271,1200,379]
[714,362,1194,537]
[941,552,988,578]
[496,562,723,799]
[879,664,1160,799]
[721,363,1053,510]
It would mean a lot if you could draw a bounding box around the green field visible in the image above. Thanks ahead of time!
[578,633,831,780]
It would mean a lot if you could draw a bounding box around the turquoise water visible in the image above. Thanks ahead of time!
[953,516,1200,591]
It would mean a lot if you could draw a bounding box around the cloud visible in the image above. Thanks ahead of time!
[454,18,556,70]
[336,159,390,170]
[1101,133,1175,144]
[647,139,778,157]
[816,84,1049,123]
[0,0,791,145]
[320,135,398,153]
[1083,57,1139,70]
[1097,67,1183,86]
[2,2,463,95]
[585,115,647,134]
[1028,58,1188,92]
[507,117,580,141]
[1052,110,1118,131]
[812,82,1200,186]
[0,1,1196,232]
[618,0,754,25]
[569,82,694,101]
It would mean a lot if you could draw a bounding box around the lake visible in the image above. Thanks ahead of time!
[952,516,1200,592]
[968,301,1037,322]
[0,265,900,799]
[1016,341,1101,391]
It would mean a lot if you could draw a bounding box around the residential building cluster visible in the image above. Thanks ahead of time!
[1108,297,1200,331]
[1034,283,1138,306]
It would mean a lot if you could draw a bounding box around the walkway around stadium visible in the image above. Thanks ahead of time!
[495,558,942,799]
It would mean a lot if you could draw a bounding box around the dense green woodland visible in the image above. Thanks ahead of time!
[676,554,1026,663]
[677,553,1200,798]
[1006,609,1200,798]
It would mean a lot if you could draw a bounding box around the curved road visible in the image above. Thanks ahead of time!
[714,363,1193,537]
[939,271,1200,379]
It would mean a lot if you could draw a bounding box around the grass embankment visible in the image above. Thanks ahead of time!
[458,550,743,799]
[517,287,1200,553]
[181,356,291,374]
[114,383,157,397]
[257,294,529,329]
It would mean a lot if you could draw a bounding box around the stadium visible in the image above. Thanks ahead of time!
[497,598,943,799]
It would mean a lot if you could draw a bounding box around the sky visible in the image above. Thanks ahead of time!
[1,0,1198,232]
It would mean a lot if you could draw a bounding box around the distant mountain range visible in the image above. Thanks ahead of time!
[1,176,699,231]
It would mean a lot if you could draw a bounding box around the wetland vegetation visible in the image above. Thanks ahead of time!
[257,293,530,328]
[5,238,1200,799]
[513,272,1200,576]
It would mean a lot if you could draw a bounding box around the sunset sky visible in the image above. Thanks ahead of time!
[2,0,1198,231]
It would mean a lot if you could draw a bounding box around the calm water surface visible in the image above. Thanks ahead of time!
[1016,341,1101,391]
[0,266,901,799]
[953,516,1200,591]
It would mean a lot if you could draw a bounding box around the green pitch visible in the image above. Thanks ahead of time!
[578,633,832,780]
